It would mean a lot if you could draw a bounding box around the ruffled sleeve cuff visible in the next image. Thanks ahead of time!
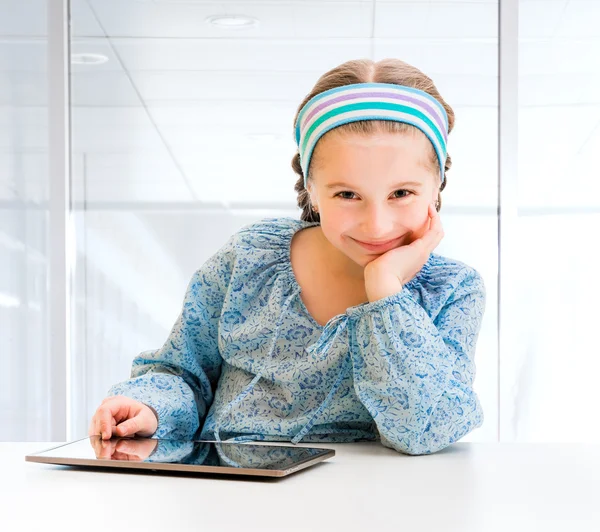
[346,284,415,318]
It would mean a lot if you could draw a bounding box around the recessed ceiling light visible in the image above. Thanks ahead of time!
[71,53,109,65]
[205,14,259,29]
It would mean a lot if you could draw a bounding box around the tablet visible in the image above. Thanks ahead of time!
[25,436,335,478]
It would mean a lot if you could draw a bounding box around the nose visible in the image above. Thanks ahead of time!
[360,205,396,240]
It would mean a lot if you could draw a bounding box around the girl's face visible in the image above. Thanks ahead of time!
[308,130,440,276]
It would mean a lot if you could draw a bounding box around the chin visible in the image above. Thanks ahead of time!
[358,254,381,266]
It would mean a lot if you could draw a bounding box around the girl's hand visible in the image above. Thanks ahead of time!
[88,396,159,441]
[363,203,444,302]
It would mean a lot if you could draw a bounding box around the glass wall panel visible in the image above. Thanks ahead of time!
[0,0,54,440]
[504,0,600,442]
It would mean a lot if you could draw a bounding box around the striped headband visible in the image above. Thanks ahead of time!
[294,82,449,188]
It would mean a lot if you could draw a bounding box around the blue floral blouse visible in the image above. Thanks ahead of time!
[106,216,486,456]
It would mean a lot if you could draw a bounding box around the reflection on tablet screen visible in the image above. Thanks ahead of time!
[32,437,332,471]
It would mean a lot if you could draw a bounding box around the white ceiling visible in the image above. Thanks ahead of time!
[0,0,598,210]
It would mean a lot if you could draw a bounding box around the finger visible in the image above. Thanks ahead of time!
[428,203,440,224]
[427,204,434,228]
[108,400,134,425]
[98,407,114,440]
[422,229,443,252]
[91,433,107,459]
[427,203,435,219]
[418,223,443,254]
[114,423,128,437]
[428,223,445,251]
[425,205,443,237]
[99,400,133,439]
[89,420,100,438]
[115,416,140,438]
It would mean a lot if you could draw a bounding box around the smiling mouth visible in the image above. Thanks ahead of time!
[355,238,398,245]
[353,236,402,252]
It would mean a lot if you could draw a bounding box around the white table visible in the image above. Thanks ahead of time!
[3,440,600,531]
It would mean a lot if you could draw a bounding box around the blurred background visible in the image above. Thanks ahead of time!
[1,0,598,443]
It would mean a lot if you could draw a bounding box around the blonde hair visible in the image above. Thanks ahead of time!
[291,58,455,222]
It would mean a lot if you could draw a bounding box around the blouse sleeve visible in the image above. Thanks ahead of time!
[105,234,236,440]
[349,267,486,455]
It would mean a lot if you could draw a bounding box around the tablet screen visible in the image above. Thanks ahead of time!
[25,436,335,478]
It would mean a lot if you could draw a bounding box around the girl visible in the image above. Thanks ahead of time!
[89,58,486,456]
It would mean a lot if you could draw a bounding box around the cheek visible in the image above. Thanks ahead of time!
[402,207,432,243]
[396,198,425,217]
[415,211,431,231]
[322,219,348,239]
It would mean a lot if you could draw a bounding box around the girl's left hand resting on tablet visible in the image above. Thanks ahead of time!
[88,396,158,441]
[363,202,445,302]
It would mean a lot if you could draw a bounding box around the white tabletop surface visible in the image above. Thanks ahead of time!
[3,440,600,531]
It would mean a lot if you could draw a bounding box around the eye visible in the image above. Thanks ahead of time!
[393,190,412,199]
[334,190,413,200]
[335,191,356,200]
